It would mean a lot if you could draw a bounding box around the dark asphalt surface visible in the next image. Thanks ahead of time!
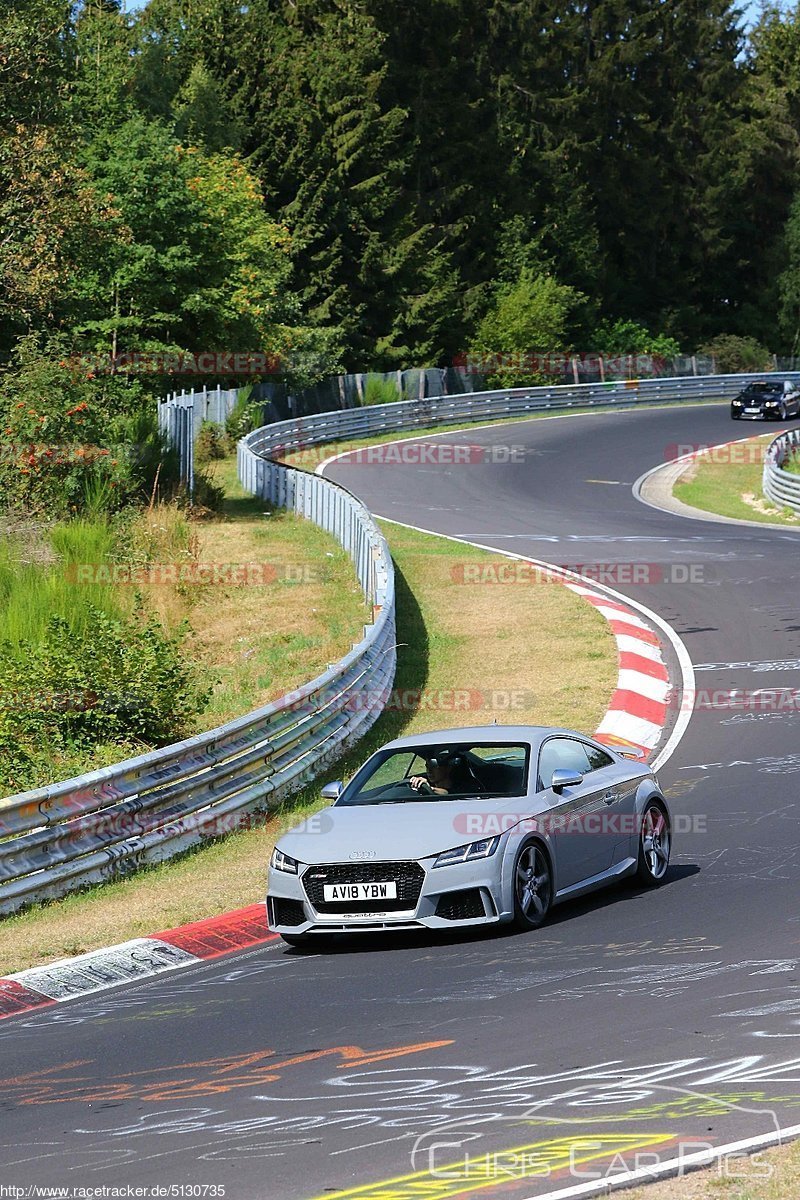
[3,403,800,1200]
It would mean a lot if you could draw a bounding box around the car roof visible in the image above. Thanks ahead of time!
[381,725,613,752]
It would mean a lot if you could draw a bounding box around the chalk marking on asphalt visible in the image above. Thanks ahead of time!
[308,1133,676,1200]
[694,659,800,672]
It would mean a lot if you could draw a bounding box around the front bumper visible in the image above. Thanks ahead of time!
[734,407,782,420]
[267,856,506,936]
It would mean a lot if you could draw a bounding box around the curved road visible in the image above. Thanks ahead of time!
[2,404,800,1199]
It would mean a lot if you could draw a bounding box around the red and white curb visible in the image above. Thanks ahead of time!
[564,582,670,759]
[0,904,277,1020]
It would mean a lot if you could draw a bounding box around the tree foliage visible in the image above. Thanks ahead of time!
[4,0,800,396]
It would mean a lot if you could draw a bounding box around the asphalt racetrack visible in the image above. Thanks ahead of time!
[2,403,800,1200]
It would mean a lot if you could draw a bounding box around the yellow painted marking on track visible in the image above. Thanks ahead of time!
[521,1091,800,1124]
[309,1132,675,1200]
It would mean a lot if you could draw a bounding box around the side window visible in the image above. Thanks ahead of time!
[538,738,592,790]
[584,744,614,771]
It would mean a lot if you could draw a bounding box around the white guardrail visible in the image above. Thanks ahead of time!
[1,369,796,915]
[763,428,800,514]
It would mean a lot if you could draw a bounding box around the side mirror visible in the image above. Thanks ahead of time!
[321,781,343,801]
[551,768,583,793]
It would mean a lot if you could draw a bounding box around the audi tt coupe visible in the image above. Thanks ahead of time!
[266,726,671,946]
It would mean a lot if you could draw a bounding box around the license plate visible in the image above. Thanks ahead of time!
[744,408,761,414]
[323,881,397,902]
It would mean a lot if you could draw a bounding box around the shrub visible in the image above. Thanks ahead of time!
[696,334,772,374]
[194,420,230,464]
[224,384,265,441]
[471,268,586,387]
[0,601,211,790]
[591,319,681,358]
[363,374,401,405]
[0,336,180,517]
[0,524,210,792]
[191,467,226,512]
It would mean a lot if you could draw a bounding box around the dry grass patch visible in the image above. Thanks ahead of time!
[0,516,618,973]
[130,457,369,725]
[382,522,616,732]
[621,1136,800,1199]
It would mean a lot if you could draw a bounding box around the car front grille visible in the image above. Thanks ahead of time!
[435,888,486,921]
[302,861,425,913]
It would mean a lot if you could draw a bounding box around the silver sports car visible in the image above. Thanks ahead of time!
[266,725,671,946]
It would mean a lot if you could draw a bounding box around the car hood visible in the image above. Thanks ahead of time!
[278,797,534,865]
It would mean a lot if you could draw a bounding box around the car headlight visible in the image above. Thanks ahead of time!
[433,836,500,868]
[270,847,300,874]
[732,400,743,406]
[765,400,779,407]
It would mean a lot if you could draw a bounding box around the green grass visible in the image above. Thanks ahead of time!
[673,433,800,525]
[0,520,121,652]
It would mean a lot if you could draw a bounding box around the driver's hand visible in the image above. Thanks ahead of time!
[409,775,432,792]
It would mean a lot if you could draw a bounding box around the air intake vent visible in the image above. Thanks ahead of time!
[435,889,486,921]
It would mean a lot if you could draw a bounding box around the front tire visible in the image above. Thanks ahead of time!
[511,841,553,930]
[636,802,671,885]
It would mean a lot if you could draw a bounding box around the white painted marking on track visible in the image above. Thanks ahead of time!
[595,712,664,746]
[613,634,665,663]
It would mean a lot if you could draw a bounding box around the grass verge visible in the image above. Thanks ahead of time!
[622,1137,800,1199]
[0,518,616,974]
[673,432,800,525]
[175,455,369,726]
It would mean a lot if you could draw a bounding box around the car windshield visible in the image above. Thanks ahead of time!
[744,384,778,395]
[335,743,530,805]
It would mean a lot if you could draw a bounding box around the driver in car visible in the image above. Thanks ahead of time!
[409,752,455,795]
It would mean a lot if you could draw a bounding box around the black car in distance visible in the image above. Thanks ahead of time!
[731,380,800,421]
